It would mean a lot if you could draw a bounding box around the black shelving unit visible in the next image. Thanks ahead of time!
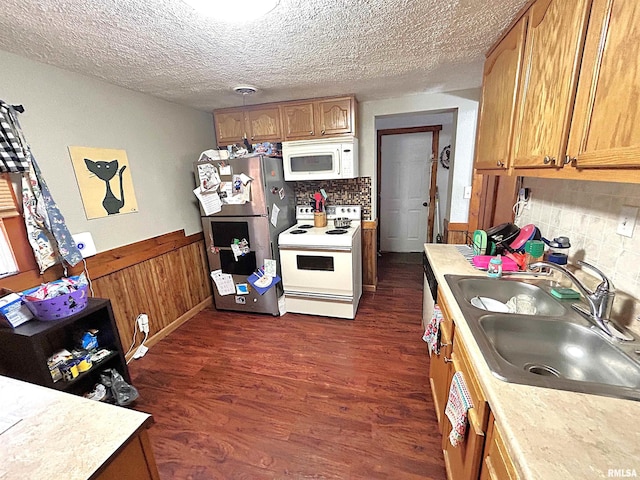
[0,298,130,396]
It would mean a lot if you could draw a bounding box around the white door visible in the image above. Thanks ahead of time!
[380,132,432,252]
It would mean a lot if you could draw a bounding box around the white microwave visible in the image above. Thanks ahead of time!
[282,137,359,181]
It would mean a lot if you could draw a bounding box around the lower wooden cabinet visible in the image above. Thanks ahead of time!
[429,288,455,433]
[95,429,160,480]
[430,293,493,480]
[442,334,490,480]
[480,413,519,480]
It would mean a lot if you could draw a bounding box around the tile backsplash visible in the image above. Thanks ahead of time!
[294,177,372,220]
[518,177,640,331]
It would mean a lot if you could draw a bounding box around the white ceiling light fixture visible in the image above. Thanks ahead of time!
[233,85,258,107]
[182,0,279,22]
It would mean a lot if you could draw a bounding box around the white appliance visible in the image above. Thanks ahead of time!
[278,205,362,319]
[282,137,359,181]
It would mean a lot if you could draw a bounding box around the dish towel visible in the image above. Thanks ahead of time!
[445,371,474,447]
[422,304,443,356]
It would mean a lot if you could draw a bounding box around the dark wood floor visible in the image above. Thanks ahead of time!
[129,253,445,479]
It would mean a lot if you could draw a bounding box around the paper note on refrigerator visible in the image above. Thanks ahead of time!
[211,270,235,296]
[271,203,280,227]
[264,259,276,278]
[197,163,221,192]
[193,187,222,215]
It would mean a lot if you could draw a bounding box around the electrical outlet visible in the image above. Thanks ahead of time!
[617,205,638,238]
[463,186,472,199]
[137,314,148,332]
[72,232,97,258]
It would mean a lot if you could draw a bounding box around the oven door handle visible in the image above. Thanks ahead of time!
[285,291,354,303]
[279,245,352,252]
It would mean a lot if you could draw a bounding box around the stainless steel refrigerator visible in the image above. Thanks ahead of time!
[196,155,295,315]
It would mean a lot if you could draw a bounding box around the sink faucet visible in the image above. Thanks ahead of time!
[529,260,630,340]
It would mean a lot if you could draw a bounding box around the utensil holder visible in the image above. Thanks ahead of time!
[314,212,327,227]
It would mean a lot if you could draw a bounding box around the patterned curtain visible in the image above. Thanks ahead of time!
[0,102,30,173]
[0,100,82,272]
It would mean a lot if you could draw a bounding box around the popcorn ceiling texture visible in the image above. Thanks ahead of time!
[518,177,640,333]
[295,178,372,220]
[0,0,528,111]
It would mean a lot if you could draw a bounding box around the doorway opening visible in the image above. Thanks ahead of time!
[377,125,442,254]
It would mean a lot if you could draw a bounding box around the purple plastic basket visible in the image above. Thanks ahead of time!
[24,285,89,321]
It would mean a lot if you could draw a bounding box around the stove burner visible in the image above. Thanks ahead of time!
[326,229,348,235]
[290,229,308,234]
[298,224,314,229]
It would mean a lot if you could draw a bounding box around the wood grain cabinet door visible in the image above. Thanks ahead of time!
[567,0,640,169]
[429,319,454,434]
[246,106,282,142]
[441,332,490,480]
[511,0,593,169]
[480,414,520,480]
[475,16,528,171]
[214,109,246,145]
[317,97,354,137]
[282,102,316,140]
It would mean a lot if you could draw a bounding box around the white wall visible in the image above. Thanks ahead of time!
[1,50,215,253]
[360,89,480,223]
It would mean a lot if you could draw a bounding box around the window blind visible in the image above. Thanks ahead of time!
[0,175,19,219]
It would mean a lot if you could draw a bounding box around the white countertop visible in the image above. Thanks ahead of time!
[425,244,640,479]
[0,375,153,480]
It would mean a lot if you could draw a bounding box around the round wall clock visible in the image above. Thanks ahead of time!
[439,145,451,169]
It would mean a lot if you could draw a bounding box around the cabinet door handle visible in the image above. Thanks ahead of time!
[321,129,326,135]
[564,155,575,165]
[543,156,556,165]
[496,160,504,167]
[440,342,450,348]
[444,357,453,363]
[310,131,314,135]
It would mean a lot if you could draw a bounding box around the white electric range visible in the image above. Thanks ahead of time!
[278,205,362,319]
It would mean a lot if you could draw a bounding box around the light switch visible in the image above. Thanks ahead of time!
[617,205,638,238]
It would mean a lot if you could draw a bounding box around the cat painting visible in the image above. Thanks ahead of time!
[84,158,127,215]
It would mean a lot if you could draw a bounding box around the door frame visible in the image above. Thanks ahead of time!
[376,125,442,253]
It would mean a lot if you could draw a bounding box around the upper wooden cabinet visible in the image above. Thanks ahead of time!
[474,15,528,171]
[511,0,592,169]
[318,97,355,136]
[281,102,316,140]
[214,109,246,146]
[282,96,356,141]
[566,0,640,169]
[214,95,357,146]
[214,105,282,145]
[475,0,640,181]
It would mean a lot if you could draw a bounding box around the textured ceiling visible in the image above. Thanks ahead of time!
[0,0,529,111]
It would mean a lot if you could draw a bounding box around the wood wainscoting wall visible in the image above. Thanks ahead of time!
[0,230,212,356]
[362,219,378,292]
[443,219,469,245]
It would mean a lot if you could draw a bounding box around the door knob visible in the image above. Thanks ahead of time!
[423,201,429,207]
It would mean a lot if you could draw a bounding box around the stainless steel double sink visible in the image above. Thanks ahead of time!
[445,275,640,401]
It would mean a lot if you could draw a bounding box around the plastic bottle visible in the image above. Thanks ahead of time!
[487,254,503,278]
[524,240,544,268]
[547,252,572,288]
